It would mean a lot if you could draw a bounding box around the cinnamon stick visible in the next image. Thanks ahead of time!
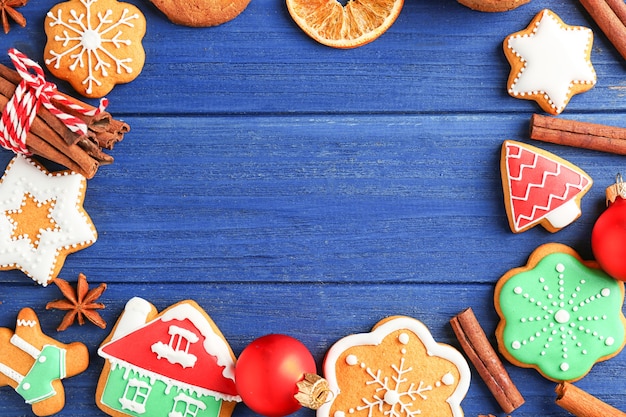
[0,61,128,177]
[579,0,626,60]
[556,382,626,417]
[0,94,98,177]
[450,308,524,414]
[530,113,626,155]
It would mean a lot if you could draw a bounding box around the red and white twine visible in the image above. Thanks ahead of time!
[0,48,108,155]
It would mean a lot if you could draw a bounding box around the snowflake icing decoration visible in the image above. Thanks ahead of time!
[496,244,626,382]
[44,0,146,97]
[318,317,470,417]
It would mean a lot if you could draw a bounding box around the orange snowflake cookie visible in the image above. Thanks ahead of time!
[318,316,471,417]
[43,0,147,98]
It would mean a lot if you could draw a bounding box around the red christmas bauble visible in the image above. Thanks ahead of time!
[235,334,317,417]
[592,196,626,281]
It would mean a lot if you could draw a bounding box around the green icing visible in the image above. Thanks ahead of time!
[100,364,222,417]
[499,252,626,381]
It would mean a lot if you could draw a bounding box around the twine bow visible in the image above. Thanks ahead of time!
[0,48,108,155]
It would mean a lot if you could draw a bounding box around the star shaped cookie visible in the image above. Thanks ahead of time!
[0,155,97,286]
[504,9,596,115]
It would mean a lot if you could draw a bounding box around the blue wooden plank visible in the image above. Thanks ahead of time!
[0,0,625,114]
[1,0,626,416]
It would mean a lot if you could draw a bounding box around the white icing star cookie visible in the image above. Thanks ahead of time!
[0,155,97,286]
[504,9,596,115]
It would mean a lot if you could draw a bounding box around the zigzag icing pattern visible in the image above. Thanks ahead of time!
[16,319,37,328]
[504,141,590,230]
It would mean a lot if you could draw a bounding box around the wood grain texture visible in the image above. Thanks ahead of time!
[1,0,626,416]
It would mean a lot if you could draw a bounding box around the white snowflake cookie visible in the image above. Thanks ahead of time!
[318,316,471,417]
[44,0,147,98]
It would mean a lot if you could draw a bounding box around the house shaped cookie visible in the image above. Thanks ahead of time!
[96,298,241,417]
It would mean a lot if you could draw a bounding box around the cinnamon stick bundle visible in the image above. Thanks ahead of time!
[0,63,129,178]
[530,113,626,155]
[579,0,626,60]
[450,308,524,414]
[556,382,626,417]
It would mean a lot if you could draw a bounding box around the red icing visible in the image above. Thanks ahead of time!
[504,142,590,230]
[100,316,238,397]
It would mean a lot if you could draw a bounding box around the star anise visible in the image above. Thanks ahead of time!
[46,273,107,331]
[0,0,28,34]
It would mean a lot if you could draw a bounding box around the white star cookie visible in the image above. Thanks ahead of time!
[504,9,596,115]
[0,155,97,286]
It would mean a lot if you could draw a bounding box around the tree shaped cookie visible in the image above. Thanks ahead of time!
[0,307,89,416]
[495,243,626,382]
[318,316,470,417]
[44,0,146,98]
[500,140,592,233]
[0,155,97,286]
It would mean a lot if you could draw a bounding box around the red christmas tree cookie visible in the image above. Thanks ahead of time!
[96,297,241,417]
[500,140,592,233]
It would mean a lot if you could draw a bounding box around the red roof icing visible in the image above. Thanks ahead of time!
[505,142,590,229]
[100,316,238,397]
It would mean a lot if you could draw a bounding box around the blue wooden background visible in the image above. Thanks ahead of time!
[1,0,626,416]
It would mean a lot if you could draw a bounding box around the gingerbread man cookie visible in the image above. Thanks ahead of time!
[44,0,147,98]
[318,316,471,417]
[0,307,89,416]
[0,155,97,286]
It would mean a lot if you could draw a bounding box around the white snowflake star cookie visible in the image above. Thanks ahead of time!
[44,0,147,98]
[0,155,97,286]
[504,9,596,115]
[318,316,470,417]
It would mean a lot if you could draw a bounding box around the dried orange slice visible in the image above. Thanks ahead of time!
[286,0,404,49]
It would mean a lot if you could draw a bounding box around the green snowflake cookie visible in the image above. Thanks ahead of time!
[495,243,626,382]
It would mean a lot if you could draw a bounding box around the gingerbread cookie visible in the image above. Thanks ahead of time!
[504,9,596,115]
[318,316,471,417]
[148,0,251,27]
[500,140,593,233]
[44,0,147,98]
[0,155,97,286]
[457,0,531,12]
[0,307,89,416]
[495,243,626,382]
[96,297,241,417]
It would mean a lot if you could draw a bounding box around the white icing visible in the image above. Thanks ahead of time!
[0,155,97,285]
[506,9,596,114]
[345,354,358,366]
[545,199,582,230]
[554,310,570,324]
[317,316,470,417]
[110,297,154,341]
[398,333,409,345]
